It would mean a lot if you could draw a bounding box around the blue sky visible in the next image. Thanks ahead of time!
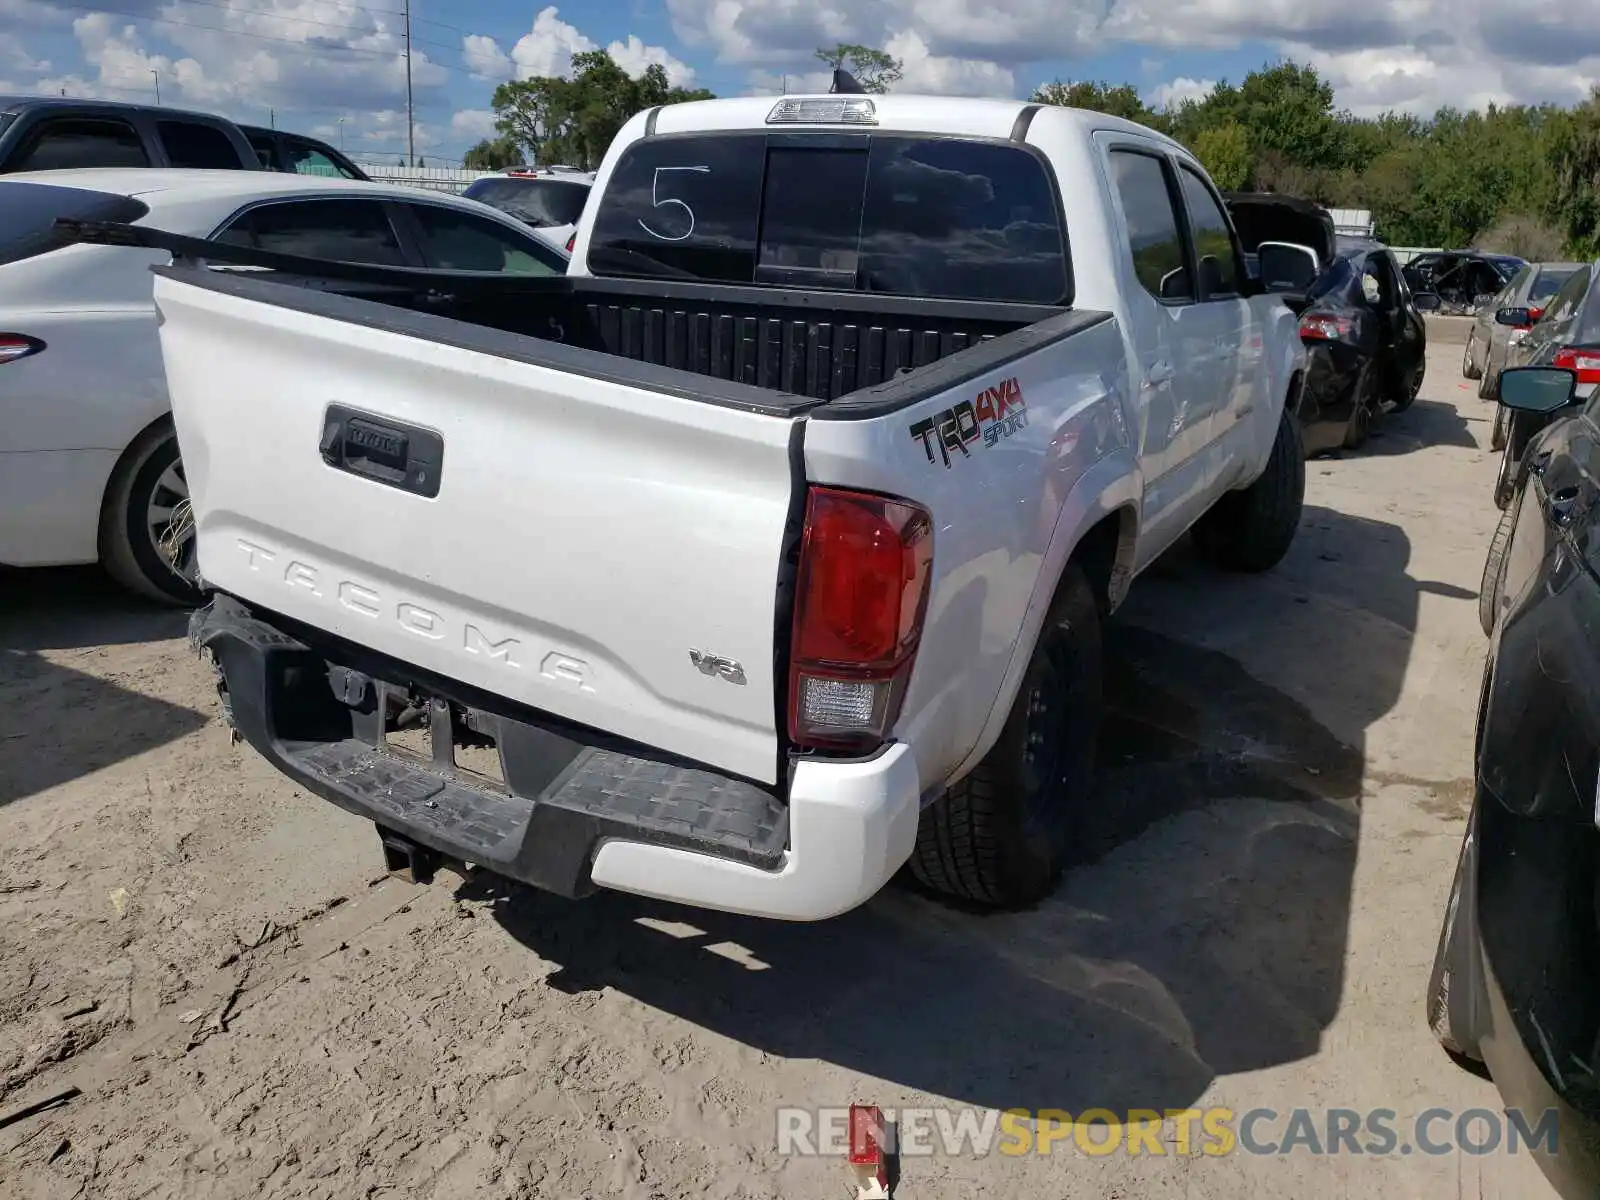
[1,0,1594,166]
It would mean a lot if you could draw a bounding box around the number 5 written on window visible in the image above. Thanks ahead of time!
[638,165,710,242]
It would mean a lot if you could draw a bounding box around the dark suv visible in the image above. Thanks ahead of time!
[0,96,259,172]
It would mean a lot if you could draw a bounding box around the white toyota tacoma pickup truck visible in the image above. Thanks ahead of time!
[72,94,1307,920]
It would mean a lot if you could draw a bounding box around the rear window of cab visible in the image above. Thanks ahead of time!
[585,132,1071,306]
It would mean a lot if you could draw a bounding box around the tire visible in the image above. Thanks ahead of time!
[1477,362,1498,401]
[98,419,201,607]
[1463,335,1481,380]
[1478,501,1515,636]
[1389,363,1422,413]
[1341,365,1379,449]
[1426,805,1485,1062]
[1489,403,1509,453]
[1493,443,1518,511]
[1192,408,1306,574]
[909,563,1101,908]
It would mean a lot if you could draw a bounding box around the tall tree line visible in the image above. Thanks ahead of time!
[465,48,1600,258]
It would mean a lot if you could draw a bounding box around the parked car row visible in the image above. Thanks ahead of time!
[0,95,367,182]
[0,167,570,602]
[1431,357,1600,1200]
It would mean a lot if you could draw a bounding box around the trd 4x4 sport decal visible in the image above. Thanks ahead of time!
[909,376,1028,468]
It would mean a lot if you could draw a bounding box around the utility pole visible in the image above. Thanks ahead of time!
[403,0,415,167]
[151,69,160,104]
[782,73,788,94]
[269,108,275,129]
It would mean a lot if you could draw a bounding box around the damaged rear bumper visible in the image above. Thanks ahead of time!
[189,594,920,921]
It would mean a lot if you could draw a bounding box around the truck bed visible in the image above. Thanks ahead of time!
[61,215,1089,415]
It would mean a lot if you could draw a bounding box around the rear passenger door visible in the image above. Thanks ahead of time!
[1173,161,1258,455]
[1103,141,1222,557]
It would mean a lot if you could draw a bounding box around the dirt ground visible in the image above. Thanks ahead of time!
[0,336,1559,1199]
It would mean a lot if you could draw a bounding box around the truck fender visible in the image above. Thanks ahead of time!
[943,446,1140,787]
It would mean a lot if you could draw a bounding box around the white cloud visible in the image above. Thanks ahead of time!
[0,32,50,74]
[884,29,1014,97]
[665,0,1600,115]
[476,6,696,87]
[1145,75,1214,109]
[462,33,510,82]
[450,107,497,141]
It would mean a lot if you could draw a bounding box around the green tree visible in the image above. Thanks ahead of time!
[1031,79,1156,126]
[1191,122,1253,190]
[492,51,714,170]
[1550,89,1600,256]
[814,43,904,93]
[463,135,522,170]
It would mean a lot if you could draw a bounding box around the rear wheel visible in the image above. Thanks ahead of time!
[1462,334,1482,380]
[98,419,201,607]
[1478,500,1516,636]
[1193,407,1306,573]
[1426,805,1486,1063]
[909,564,1101,908]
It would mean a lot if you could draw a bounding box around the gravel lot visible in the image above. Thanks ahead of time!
[0,338,1557,1199]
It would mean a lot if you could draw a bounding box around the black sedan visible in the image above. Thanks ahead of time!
[1430,363,1600,1199]
[1294,244,1438,454]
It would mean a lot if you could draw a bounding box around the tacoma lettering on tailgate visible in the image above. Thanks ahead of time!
[909,376,1027,468]
[233,537,594,691]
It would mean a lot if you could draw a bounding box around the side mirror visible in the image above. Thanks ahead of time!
[1497,366,1578,413]
[1495,307,1532,327]
[1256,241,1320,292]
[1412,292,1442,312]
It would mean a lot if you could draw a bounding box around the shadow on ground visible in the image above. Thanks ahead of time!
[1352,399,1478,457]
[0,567,188,652]
[0,568,203,807]
[474,502,1421,1119]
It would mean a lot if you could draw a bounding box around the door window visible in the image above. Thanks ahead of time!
[215,199,405,264]
[285,138,361,179]
[1175,165,1241,299]
[405,203,565,274]
[1108,149,1191,302]
[157,120,242,169]
[246,131,278,170]
[9,118,149,170]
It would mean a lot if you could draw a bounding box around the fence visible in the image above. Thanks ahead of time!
[358,165,496,194]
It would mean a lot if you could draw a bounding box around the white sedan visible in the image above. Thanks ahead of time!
[0,168,569,603]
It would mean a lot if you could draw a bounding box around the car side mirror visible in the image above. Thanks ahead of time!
[1497,366,1578,413]
[1412,292,1442,312]
[1256,241,1320,292]
[1495,306,1532,327]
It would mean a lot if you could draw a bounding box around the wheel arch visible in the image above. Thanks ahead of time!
[941,453,1140,788]
[96,410,178,539]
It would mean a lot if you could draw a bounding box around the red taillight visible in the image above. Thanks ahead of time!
[0,333,45,365]
[1299,314,1355,342]
[1554,347,1600,384]
[565,233,576,252]
[788,486,933,752]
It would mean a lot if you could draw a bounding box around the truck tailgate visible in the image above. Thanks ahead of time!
[154,270,799,786]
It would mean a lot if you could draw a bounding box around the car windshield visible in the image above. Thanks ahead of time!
[1531,268,1580,305]
[0,181,148,266]
[462,177,590,228]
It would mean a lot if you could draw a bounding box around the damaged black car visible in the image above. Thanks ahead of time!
[1226,193,1440,455]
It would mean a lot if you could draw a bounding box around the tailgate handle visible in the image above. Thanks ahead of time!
[319,405,443,499]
